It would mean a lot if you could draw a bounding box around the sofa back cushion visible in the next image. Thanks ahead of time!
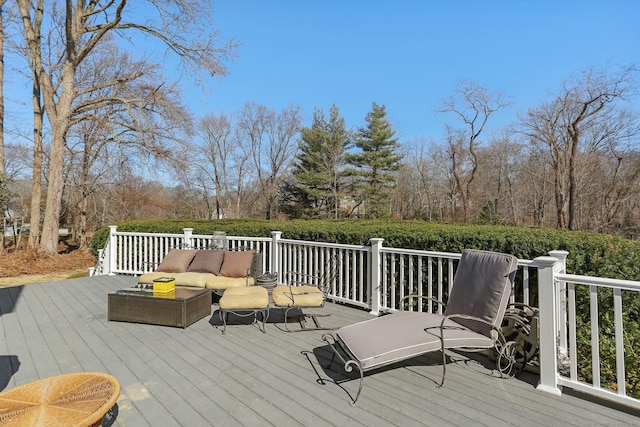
[219,250,256,278]
[186,250,225,275]
[157,249,197,273]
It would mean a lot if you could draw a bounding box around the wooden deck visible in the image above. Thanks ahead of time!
[0,275,638,427]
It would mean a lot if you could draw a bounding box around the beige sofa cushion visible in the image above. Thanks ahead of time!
[219,251,255,277]
[139,271,212,288]
[139,271,171,284]
[174,272,215,288]
[138,271,254,290]
[186,250,224,275]
[156,249,197,273]
[204,275,254,290]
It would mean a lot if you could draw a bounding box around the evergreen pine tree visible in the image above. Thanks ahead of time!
[287,105,350,218]
[346,102,402,218]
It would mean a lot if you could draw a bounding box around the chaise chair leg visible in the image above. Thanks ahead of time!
[322,333,365,405]
[345,360,364,406]
[439,348,447,387]
[311,315,322,329]
[280,307,334,332]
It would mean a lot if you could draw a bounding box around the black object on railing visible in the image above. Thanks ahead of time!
[256,272,278,292]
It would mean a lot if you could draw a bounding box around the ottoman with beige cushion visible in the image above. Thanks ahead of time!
[219,286,269,334]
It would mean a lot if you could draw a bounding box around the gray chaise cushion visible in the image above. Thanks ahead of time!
[444,250,517,338]
[337,311,494,371]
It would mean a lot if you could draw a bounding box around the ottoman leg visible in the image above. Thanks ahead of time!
[220,310,229,334]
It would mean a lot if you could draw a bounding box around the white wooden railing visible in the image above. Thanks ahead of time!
[535,254,640,409]
[95,226,640,409]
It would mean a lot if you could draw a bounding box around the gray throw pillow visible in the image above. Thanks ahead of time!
[219,251,255,278]
[156,249,197,273]
[186,250,225,275]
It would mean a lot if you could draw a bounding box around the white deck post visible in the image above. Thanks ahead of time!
[271,231,282,279]
[549,250,570,364]
[535,255,562,396]
[182,228,194,249]
[107,226,117,275]
[369,238,384,315]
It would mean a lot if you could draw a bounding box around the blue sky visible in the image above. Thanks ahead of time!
[192,0,639,143]
[3,1,638,149]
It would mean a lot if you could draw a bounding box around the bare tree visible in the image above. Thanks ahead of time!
[57,35,192,247]
[439,80,511,222]
[521,65,638,230]
[236,102,303,219]
[16,0,236,254]
[393,139,445,220]
[196,112,234,219]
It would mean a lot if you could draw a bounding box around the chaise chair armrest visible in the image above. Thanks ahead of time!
[284,271,331,296]
[400,294,447,312]
[440,313,516,377]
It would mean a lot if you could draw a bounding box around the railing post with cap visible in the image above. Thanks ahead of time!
[182,228,193,249]
[535,255,562,396]
[369,238,384,315]
[107,226,117,275]
[271,231,282,279]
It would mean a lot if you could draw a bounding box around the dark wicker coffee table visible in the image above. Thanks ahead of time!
[108,288,211,328]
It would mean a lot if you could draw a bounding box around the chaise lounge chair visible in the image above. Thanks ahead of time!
[322,249,519,405]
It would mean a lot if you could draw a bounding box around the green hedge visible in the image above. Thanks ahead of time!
[92,219,640,279]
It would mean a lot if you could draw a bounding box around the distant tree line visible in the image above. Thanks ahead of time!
[169,67,640,238]
[0,0,638,249]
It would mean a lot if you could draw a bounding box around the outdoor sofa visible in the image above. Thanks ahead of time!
[138,249,260,293]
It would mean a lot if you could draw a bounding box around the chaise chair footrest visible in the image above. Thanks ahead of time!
[272,284,334,332]
[219,287,269,334]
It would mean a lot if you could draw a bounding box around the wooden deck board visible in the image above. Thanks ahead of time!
[0,275,638,426]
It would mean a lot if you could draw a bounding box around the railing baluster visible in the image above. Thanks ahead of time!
[590,285,601,389]
[568,282,578,382]
[614,288,625,396]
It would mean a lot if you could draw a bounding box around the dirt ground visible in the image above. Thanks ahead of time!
[0,242,96,287]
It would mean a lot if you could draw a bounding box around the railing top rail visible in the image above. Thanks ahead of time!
[558,273,640,292]
[113,231,184,238]
[378,247,534,268]
[379,247,462,258]
[112,231,271,242]
[221,236,271,242]
[279,238,369,251]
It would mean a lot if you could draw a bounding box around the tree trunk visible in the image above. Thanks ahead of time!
[554,167,566,229]
[39,126,66,254]
[77,135,91,249]
[39,36,76,255]
[28,75,43,248]
[567,125,580,231]
[0,0,5,178]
